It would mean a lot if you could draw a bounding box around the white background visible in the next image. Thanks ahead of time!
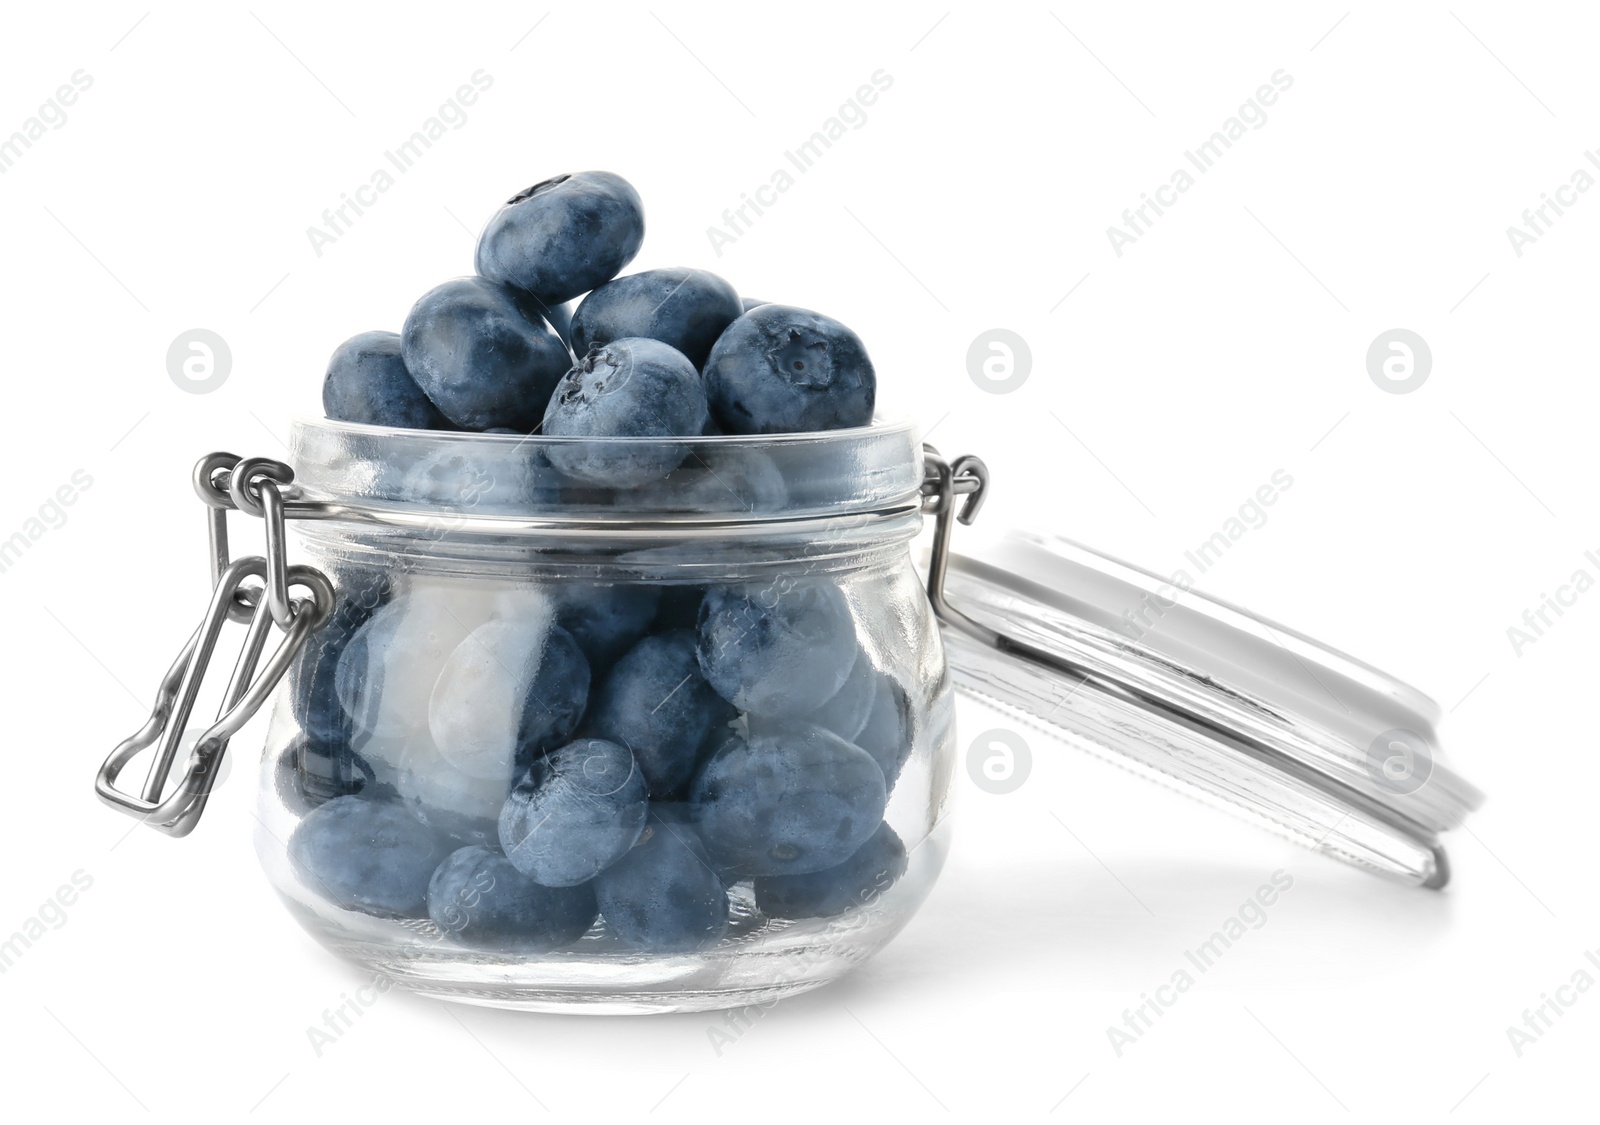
[1,2,1594,1120]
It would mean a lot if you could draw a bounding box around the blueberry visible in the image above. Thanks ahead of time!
[856,673,912,787]
[543,339,709,487]
[475,171,645,305]
[499,738,649,886]
[594,806,729,952]
[571,268,742,371]
[429,607,587,782]
[514,626,592,766]
[652,585,706,632]
[336,585,501,742]
[323,330,451,430]
[589,630,734,799]
[290,568,391,749]
[741,297,767,313]
[696,581,858,719]
[703,304,875,434]
[690,725,887,877]
[273,742,322,817]
[632,446,787,514]
[397,441,565,509]
[427,846,597,950]
[401,277,572,431]
[806,647,875,742]
[392,739,510,851]
[287,795,444,918]
[755,822,907,920]
[553,583,662,666]
[338,584,565,785]
[524,295,575,349]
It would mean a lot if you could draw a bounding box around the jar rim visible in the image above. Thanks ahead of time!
[293,413,918,447]
[285,414,926,534]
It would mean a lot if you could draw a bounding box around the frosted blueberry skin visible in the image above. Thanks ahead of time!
[323,331,452,430]
[390,732,516,853]
[593,806,729,952]
[334,587,498,743]
[631,446,788,514]
[523,295,575,350]
[755,821,907,920]
[689,726,887,878]
[429,613,586,782]
[289,568,391,750]
[397,439,566,509]
[514,625,592,771]
[855,673,912,788]
[401,277,572,432]
[475,171,646,306]
[696,581,859,719]
[287,796,444,918]
[554,583,662,667]
[499,738,649,887]
[571,268,742,371]
[427,846,598,951]
[806,646,875,741]
[284,569,394,812]
[741,296,768,313]
[402,777,505,852]
[703,304,876,434]
[542,338,709,487]
[589,630,736,799]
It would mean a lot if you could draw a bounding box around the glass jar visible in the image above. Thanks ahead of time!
[257,417,952,1014]
[94,418,1484,1014]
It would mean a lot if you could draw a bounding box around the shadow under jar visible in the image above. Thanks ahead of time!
[256,417,955,1014]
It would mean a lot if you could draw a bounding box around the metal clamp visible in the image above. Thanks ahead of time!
[96,454,334,837]
[921,446,993,649]
[194,453,304,626]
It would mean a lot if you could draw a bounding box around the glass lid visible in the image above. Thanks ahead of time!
[921,451,1483,889]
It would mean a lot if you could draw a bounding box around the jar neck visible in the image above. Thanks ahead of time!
[291,506,925,583]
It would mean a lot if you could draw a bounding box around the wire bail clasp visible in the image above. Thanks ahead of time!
[920,445,994,647]
[94,455,334,837]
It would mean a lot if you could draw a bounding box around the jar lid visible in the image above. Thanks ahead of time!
[923,452,1482,889]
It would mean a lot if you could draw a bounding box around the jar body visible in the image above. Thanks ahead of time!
[253,426,953,1013]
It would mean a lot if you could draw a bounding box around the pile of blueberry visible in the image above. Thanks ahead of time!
[284,173,911,955]
[281,572,913,953]
[321,170,877,460]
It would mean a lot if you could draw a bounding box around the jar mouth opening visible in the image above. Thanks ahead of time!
[296,413,917,447]
[286,415,925,532]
